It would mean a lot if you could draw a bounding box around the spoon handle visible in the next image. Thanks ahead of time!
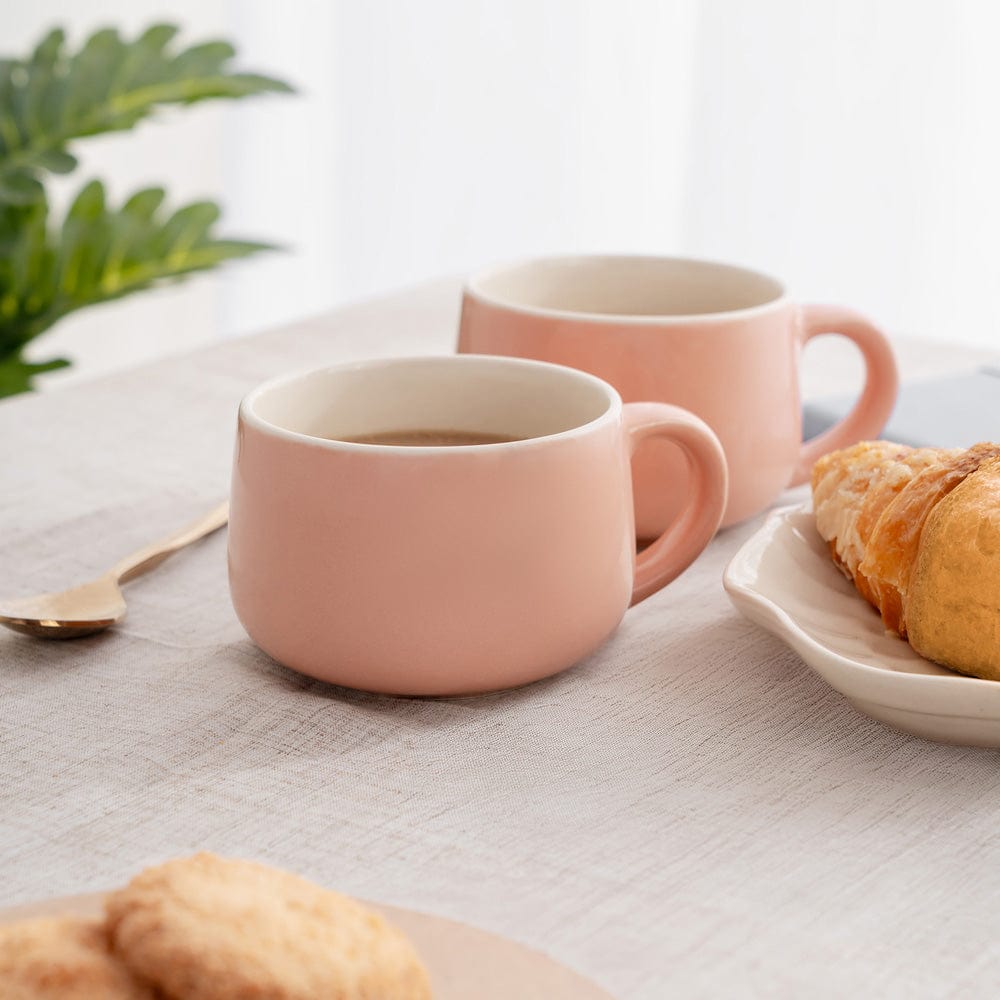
[112,501,230,584]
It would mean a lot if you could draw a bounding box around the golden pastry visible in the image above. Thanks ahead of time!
[812,440,1000,679]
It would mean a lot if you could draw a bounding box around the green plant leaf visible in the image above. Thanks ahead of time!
[0,169,43,205]
[121,187,166,220]
[34,149,77,173]
[30,29,65,67]
[0,354,70,396]
[170,41,235,79]
[0,23,294,199]
[0,181,274,394]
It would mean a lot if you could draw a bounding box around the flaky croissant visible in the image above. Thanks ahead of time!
[811,440,1000,680]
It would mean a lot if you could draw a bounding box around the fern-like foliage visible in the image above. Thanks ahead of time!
[0,25,292,203]
[0,182,272,395]
[0,24,292,396]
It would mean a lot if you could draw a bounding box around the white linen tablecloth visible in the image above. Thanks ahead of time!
[2,279,999,999]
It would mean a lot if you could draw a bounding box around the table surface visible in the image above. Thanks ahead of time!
[2,279,999,1000]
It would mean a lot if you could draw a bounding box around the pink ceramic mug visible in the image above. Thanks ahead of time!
[229,355,727,695]
[458,256,899,535]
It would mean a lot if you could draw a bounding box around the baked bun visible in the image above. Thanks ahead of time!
[811,441,1000,679]
[0,916,153,999]
[105,853,432,1000]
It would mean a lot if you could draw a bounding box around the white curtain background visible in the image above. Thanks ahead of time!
[7,0,999,386]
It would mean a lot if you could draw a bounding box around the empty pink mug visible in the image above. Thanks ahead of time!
[229,355,727,695]
[458,255,899,534]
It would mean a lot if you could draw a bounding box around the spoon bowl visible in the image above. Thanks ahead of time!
[0,576,126,638]
[0,502,228,640]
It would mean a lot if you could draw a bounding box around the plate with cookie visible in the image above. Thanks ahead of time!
[724,441,1000,747]
[0,853,614,999]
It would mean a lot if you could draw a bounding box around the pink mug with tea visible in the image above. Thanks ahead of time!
[228,355,727,695]
[458,255,899,535]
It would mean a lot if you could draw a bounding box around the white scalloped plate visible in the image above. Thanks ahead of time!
[723,504,1000,746]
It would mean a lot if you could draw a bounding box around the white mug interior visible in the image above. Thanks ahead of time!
[241,355,617,447]
[467,255,785,318]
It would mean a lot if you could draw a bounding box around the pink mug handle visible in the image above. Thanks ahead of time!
[626,403,728,605]
[791,304,899,485]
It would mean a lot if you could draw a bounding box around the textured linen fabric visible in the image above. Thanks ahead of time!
[2,279,1000,1000]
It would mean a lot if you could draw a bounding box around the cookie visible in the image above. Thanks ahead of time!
[0,915,153,1000]
[105,853,432,1000]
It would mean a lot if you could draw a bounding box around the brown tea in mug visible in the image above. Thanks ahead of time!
[340,429,521,446]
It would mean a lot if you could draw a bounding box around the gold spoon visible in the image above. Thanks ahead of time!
[0,501,229,639]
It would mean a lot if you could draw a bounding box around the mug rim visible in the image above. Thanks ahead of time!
[239,354,624,453]
[464,253,789,324]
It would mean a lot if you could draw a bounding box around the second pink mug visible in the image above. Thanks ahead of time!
[458,255,899,535]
